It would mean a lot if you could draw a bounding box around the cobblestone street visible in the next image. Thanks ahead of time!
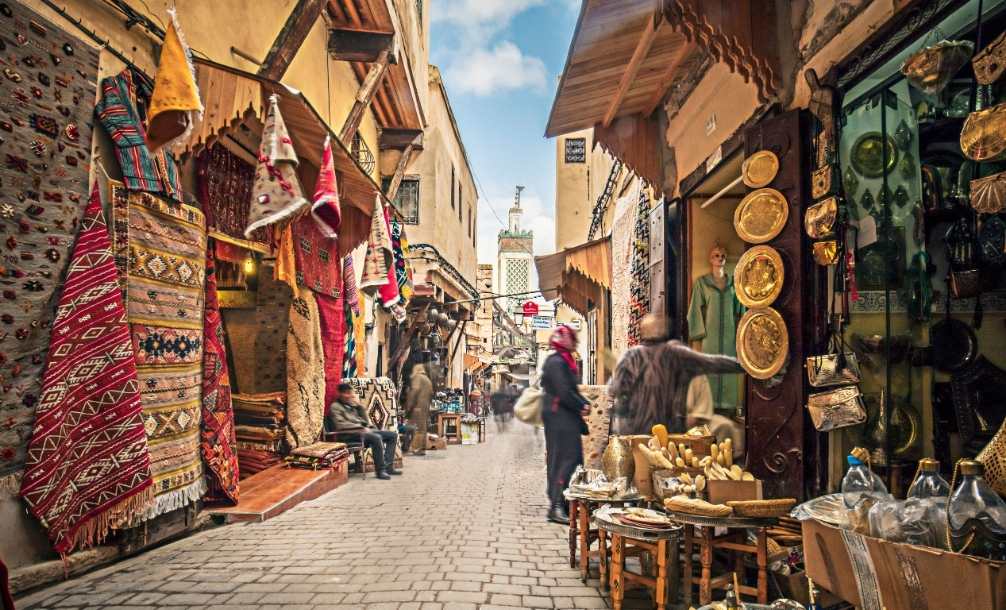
[16,426,627,610]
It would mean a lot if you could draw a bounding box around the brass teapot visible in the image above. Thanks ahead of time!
[601,435,633,481]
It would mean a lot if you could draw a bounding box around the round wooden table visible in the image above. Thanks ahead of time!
[663,510,778,606]
[563,489,640,584]
[593,506,681,610]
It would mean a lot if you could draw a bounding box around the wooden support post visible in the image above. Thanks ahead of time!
[389,302,429,377]
[602,11,661,127]
[448,320,468,367]
[258,0,326,81]
[384,142,416,201]
[339,48,391,145]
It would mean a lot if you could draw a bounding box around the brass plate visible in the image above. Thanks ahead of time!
[741,150,779,188]
[737,307,789,380]
[851,132,898,178]
[733,188,789,244]
[961,103,1006,162]
[734,245,785,308]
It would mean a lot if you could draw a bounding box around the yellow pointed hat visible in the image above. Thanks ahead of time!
[147,9,202,153]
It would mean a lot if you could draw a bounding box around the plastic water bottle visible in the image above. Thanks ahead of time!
[907,458,950,500]
[841,448,888,508]
[948,460,1006,560]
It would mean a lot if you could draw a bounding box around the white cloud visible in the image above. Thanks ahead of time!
[433,0,546,34]
[444,41,547,96]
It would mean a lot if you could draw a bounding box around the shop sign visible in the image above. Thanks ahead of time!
[531,316,553,330]
[568,319,582,330]
[522,301,539,316]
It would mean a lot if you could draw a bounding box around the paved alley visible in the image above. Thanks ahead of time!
[17,426,625,610]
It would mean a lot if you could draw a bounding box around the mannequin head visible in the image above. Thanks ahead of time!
[709,244,728,277]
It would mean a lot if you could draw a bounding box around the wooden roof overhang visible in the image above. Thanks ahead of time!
[545,0,781,185]
[176,59,385,256]
[327,0,425,132]
[535,237,612,317]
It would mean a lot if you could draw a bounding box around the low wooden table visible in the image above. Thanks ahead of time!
[664,510,777,606]
[593,506,681,610]
[436,412,462,444]
[563,490,640,585]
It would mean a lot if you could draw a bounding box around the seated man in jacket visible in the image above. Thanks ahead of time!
[327,383,401,480]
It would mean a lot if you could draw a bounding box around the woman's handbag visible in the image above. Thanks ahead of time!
[806,385,868,431]
[805,196,838,239]
[806,332,862,388]
[514,386,543,426]
[977,419,1006,496]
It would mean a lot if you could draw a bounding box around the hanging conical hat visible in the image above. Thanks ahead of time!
[147,9,202,152]
[311,136,342,239]
[244,94,308,238]
[359,196,394,294]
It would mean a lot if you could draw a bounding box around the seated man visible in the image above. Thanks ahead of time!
[327,383,401,480]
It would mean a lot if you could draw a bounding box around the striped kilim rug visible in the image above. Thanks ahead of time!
[20,186,153,554]
[118,183,208,520]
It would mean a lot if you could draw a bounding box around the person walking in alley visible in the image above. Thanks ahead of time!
[540,325,589,525]
[490,386,512,431]
[327,383,401,480]
[610,314,744,436]
[406,358,434,456]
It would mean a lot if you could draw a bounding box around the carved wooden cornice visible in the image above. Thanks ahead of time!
[664,0,780,103]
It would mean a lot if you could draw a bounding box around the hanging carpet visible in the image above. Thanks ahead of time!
[286,292,326,449]
[20,187,153,554]
[316,293,346,411]
[120,185,208,520]
[0,2,99,482]
[200,245,239,504]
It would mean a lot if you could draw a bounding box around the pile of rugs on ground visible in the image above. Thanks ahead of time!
[285,442,349,470]
[233,392,287,478]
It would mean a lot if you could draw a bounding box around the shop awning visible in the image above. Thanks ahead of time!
[545,0,781,184]
[535,237,611,315]
[176,59,385,255]
[463,354,483,373]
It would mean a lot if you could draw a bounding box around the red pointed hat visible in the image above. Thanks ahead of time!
[311,136,341,239]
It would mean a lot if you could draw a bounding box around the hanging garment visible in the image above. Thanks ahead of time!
[293,214,342,298]
[286,292,326,449]
[200,246,239,504]
[20,186,153,554]
[96,69,184,201]
[391,217,414,304]
[245,94,308,237]
[124,187,207,520]
[360,197,394,294]
[311,136,342,238]
[196,143,266,247]
[378,205,401,307]
[145,9,202,152]
[316,292,346,411]
[686,274,744,413]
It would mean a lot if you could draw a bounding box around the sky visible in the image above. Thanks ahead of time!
[430,0,581,266]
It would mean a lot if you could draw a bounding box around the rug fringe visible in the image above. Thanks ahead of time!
[0,470,23,495]
[64,484,156,555]
[142,478,207,521]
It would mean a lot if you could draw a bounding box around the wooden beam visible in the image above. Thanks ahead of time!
[379,128,423,151]
[339,48,391,145]
[328,27,394,62]
[390,303,430,376]
[642,40,692,117]
[259,0,326,81]
[384,142,416,202]
[602,12,661,128]
[449,320,469,367]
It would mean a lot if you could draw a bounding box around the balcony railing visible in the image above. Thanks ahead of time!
[352,132,376,175]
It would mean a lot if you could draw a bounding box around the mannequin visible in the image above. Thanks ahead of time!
[687,244,743,415]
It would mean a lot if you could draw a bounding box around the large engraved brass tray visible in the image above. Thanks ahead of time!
[741,150,779,189]
[734,245,784,308]
[737,307,789,380]
[734,188,788,244]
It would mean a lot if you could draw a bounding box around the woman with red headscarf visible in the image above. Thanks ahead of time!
[540,324,589,524]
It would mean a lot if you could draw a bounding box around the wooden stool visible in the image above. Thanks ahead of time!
[564,491,639,585]
[594,507,680,610]
[667,511,777,606]
[437,413,462,444]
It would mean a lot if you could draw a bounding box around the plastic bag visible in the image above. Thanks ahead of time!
[514,386,542,425]
[790,493,852,528]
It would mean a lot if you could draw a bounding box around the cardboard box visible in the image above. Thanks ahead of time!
[706,479,762,504]
[802,518,1006,609]
[774,571,842,607]
[666,434,716,457]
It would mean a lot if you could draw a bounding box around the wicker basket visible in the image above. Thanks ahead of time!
[725,498,797,518]
[663,496,733,518]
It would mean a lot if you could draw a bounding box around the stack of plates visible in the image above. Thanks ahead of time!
[614,507,674,530]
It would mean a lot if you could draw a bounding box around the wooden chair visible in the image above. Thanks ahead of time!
[323,429,367,479]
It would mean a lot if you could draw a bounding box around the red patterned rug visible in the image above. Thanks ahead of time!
[200,245,239,504]
[20,186,153,555]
